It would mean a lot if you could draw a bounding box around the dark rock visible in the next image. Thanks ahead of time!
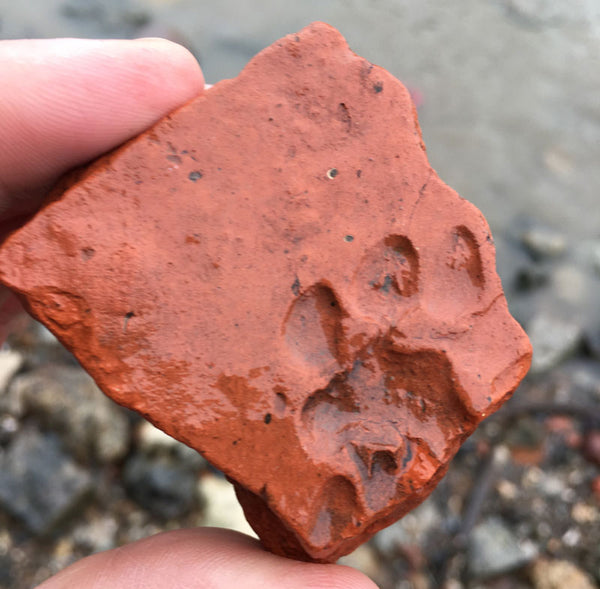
[122,453,198,519]
[0,429,91,534]
[136,421,207,470]
[514,264,550,292]
[584,328,600,361]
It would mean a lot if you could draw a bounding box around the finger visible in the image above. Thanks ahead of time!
[36,528,379,589]
[0,37,204,220]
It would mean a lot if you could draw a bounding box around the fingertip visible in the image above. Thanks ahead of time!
[130,37,205,101]
[282,561,380,589]
[36,528,380,589]
[0,37,204,215]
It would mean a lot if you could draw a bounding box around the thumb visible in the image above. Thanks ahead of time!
[36,528,379,589]
[0,37,204,220]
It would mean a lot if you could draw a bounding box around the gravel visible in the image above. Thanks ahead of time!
[5,365,130,463]
[0,429,92,534]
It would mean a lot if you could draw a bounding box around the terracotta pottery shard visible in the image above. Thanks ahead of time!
[0,22,531,562]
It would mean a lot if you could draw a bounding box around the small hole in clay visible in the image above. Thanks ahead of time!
[123,311,135,333]
[326,168,338,179]
[344,235,354,243]
[188,171,203,182]
[264,413,272,424]
[274,391,287,415]
[81,247,95,261]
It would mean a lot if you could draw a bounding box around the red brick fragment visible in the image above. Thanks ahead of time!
[0,23,531,562]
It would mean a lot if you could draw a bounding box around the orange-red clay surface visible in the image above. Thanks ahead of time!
[0,23,531,562]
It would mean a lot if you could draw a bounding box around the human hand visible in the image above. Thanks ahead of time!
[37,528,376,589]
[0,36,204,342]
[0,38,378,589]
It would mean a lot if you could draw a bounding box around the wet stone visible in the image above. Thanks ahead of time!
[0,22,531,561]
[0,429,91,534]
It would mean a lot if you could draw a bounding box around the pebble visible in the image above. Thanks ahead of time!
[530,558,597,589]
[521,227,566,260]
[0,429,91,534]
[0,350,23,394]
[522,467,573,500]
[122,452,199,520]
[72,515,118,552]
[52,537,76,569]
[496,479,518,501]
[538,473,567,498]
[561,527,581,547]
[6,365,130,462]
[198,474,256,537]
[552,265,589,307]
[527,312,582,374]
[371,498,441,554]
[468,518,538,578]
[571,502,599,525]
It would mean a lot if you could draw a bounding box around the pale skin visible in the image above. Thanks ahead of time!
[0,38,378,589]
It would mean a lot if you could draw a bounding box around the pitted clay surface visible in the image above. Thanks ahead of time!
[0,22,531,562]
